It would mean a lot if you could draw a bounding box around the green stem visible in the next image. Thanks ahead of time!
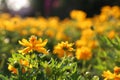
[0,54,6,70]
[81,60,86,73]
[18,65,22,80]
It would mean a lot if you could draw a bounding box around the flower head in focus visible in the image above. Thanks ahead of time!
[53,41,74,58]
[18,35,48,55]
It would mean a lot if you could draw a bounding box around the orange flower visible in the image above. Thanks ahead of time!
[70,10,86,21]
[101,6,111,15]
[102,66,120,80]
[22,67,26,73]
[53,41,74,58]
[75,39,87,48]
[99,14,107,22]
[8,64,18,74]
[107,30,116,39]
[18,35,48,55]
[45,29,55,38]
[102,70,115,80]
[114,74,120,80]
[76,47,92,60]
[88,40,98,49]
[19,59,29,66]
[114,66,120,75]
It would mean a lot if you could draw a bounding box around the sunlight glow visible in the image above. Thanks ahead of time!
[6,0,30,11]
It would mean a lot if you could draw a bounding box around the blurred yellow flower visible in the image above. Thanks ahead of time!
[107,30,116,39]
[45,29,55,38]
[75,39,87,48]
[30,28,38,34]
[53,41,74,58]
[8,64,17,74]
[88,40,98,49]
[95,26,106,34]
[99,14,108,22]
[102,66,120,80]
[19,59,29,67]
[102,70,115,80]
[101,6,111,14]
[21,29,28,35]
[70,10,86,21]
[114,75,120,80]
[76,47,92,60]
[111,6,120,19]
[0,13,11,19]
[114,66,120,75]
[18,35,48,55]
[77,18,92,29]
[81,29,94,40]
[48,17,59,28]
[101,6,120,19]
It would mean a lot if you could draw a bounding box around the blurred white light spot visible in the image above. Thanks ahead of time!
[6,0,30,11]
[4,38,10,43]
[0,0,2,5]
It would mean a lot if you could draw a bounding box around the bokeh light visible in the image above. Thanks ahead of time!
[6,0,30,11]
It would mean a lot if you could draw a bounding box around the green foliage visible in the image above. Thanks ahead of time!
[1,50,101,80]
[94,35,120,71]
[2,30,120,79]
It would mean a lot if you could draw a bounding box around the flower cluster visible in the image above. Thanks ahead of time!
[0,5,120,79]
[102,66,120,80]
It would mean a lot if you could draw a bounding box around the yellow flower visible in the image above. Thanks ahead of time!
[114,74,120,80]
[18,35,48,55]
[101,6,111,14]
[76,47,92,60]
[88,40,98,49]
[99,14,108,22]
[114,66,120,75]
[19,59,29,66]
[21,29,28,35]
[53,41,74,58]
[70,10,86,21]
[45,29,55,38]
[77,18,92,29]
[0,13,11,19]
[111,6,120,19]
[48,17,59,28]
[81,29,94,40]
[8,64,17,74]
[75,39,87,48]
[30,28,38,34]
[102,66,120,80]
[107,30,116,39]
[102,70,115,80]
[95,26,106,34]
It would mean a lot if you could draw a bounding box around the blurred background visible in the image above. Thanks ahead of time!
[0,0,120,19]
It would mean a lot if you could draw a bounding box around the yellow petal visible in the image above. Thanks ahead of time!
[18,47,32,55]
[36,47,48,54]
[19,39,31,47]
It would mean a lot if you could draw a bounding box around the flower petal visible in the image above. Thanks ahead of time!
[19,39,31,47]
